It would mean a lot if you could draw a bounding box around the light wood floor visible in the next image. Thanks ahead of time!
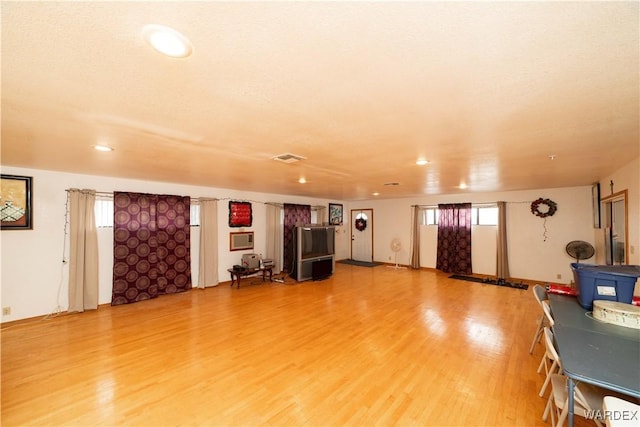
[2,265,591,426]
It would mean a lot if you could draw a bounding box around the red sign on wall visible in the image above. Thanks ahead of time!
[229,201,252,227]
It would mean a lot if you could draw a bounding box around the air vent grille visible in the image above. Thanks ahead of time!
[272,153,306,164]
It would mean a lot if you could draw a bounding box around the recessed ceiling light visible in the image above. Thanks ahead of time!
[416,159,429,166]
[94,145,114,152]
[372,192,380,196]
[142,24,193,58]
[298,177,306,184]
[549,154,557,160]
[459,183,468,189]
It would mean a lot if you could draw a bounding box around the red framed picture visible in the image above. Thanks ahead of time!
[229,201,252,227]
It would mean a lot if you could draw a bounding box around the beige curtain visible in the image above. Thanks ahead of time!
[266,204,283,273]
[496,201,510,280]
[198,199,219,288]
[68,189,99,312]
[410,205,422,269]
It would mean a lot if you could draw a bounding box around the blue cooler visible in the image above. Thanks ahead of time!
[571,263,640,310]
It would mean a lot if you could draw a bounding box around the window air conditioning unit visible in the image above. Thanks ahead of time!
[230,232,253,251]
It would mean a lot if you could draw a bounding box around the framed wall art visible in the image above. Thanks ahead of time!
[1,174,33,230]
[329,203,343,225]
[229,201,252,227]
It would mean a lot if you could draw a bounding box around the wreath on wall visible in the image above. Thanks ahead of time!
[531,198,558,218]
[355,217,367,231]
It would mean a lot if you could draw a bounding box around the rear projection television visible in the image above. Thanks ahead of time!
[297,226,335,259]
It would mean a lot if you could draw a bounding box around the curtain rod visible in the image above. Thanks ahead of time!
[412,202,497,208]
[72,190,529,208]
[266,202,326,210]
[66,189,220,202]
[411,201,532,208]
[66,190,325,209]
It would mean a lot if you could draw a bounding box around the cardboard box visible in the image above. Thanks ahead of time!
[241,254,261,269]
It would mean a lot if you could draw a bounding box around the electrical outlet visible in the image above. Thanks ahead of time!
[556,274,562,280]
[2,307,11,316]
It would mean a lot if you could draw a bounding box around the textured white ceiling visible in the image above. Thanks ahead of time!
[1,1,638,200]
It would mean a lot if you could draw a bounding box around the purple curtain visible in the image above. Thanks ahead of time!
[112,192,191,305]
[436,203,472,275]
[283,204,311,273]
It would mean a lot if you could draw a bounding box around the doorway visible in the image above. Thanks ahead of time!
[351,209,373,262]
[601,190,628,265]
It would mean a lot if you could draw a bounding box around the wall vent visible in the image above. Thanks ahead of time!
[272,153,306,164]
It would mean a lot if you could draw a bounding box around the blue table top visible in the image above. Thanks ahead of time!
[549,294,640,398]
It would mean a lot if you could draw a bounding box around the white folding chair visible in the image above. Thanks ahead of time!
[537,300,556,373]
[540,327,562,400]
[530,284,550,354]
[547,374,607,427]
[542,299,555,327]
[602,396,640,427]
[541,326,618,427]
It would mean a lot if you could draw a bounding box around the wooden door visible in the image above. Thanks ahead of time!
[351,209,373,262]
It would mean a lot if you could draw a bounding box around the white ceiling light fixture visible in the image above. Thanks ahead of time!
[298,177,307,184]
[142,24,193,58]
[416,159,429,166]
[94,144,114,152]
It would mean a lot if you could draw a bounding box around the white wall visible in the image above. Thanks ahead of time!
[1,166,345,322]
[2,158,638,323]
[349,186,596,284]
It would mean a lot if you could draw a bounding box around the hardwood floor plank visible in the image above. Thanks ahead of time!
[2,265,594,426]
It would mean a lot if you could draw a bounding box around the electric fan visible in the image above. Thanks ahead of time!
[387,238,407,270]
[565,240,595,263]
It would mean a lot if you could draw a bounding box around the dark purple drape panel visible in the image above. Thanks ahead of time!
[436,203,472,275]
[112,192,191,306]
[283,204,311,273]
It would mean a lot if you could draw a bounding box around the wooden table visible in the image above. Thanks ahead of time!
[227,267,273,288]
[548,294,640,426]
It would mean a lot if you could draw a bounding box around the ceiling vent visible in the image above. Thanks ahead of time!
[272,153,306,164]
